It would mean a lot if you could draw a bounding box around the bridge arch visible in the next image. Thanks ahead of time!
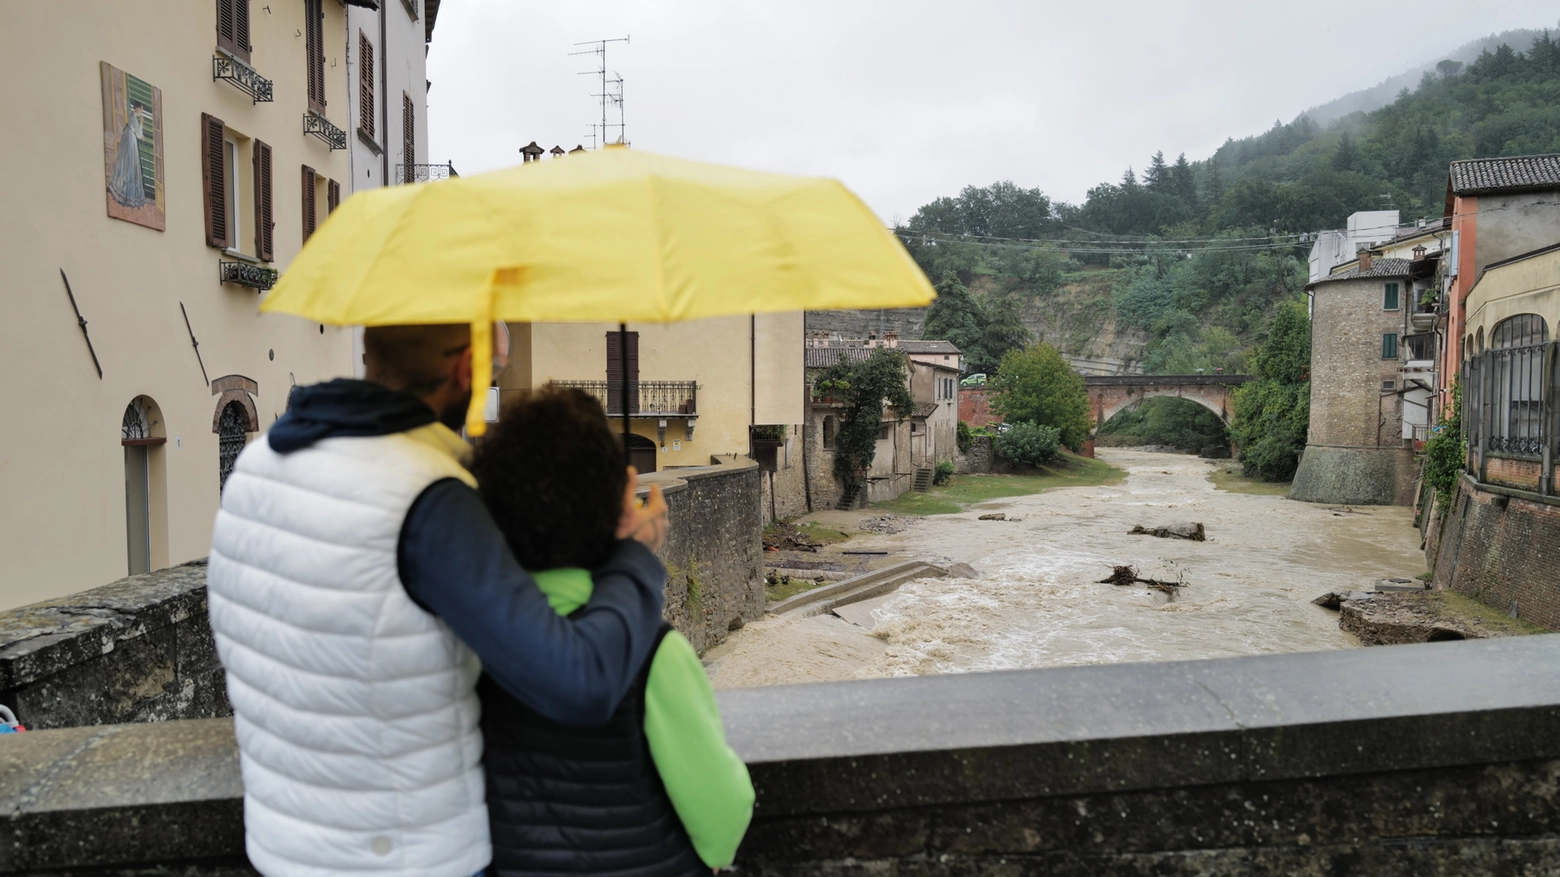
[1098,390,1229,428]
[1083,375,1251,440]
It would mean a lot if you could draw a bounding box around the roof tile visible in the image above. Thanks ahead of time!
[1449,154,1560,196]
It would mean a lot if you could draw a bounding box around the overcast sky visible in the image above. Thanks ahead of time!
[428,1,1557,223]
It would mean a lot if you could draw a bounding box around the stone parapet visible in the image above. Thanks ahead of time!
[7,637,1560,873]
[0,562,227,732]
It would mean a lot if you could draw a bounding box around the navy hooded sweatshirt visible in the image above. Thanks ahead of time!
[267,379,667,727]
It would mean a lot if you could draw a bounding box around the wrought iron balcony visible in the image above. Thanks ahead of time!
[396,163,456,184]
[212,54,273,103]
[303,112,347,150]
[219,261,278,291]
[549,380,699,418]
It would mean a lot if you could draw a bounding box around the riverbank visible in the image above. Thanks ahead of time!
[708,448,1430,688]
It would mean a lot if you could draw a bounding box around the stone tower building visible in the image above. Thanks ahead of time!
[1291,256,1419,504]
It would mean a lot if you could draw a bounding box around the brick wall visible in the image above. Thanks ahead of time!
[1432,476,1560,632]
[1484,456,1544,492]
[958,388,998,428]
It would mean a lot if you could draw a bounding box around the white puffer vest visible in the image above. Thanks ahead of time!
[207,424,489,877]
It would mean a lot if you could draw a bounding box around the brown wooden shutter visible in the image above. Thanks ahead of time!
[358,32,375,140]
[302,166,317,242]
[201,113,228,249]
[605,331,640,415]
[328,179,340,215]
[253,140,273,261]
[217,0,251,63]
[305,0,325,112]
[402,92,415,183]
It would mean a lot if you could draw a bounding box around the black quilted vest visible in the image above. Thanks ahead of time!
[479,624,711,877]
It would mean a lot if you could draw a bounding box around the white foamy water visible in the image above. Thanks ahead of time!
[708,449,1427,688]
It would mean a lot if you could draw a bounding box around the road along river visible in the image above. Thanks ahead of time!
[706,448,1429,688]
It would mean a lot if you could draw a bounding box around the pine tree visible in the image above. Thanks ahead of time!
[1171,153,1197,203]
[1332,132,1356,172]
[1144,151,1169,191]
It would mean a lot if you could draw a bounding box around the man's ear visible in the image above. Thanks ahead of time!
[451,345,475,394]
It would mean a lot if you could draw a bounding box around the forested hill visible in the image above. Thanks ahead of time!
[890,29,1560,376]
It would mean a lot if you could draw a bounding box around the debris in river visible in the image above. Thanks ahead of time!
[762,523,821,552]
[1097,564,1186,591]
[1129,523,1206,541]
[857,514,910,535]
[978,513,1006,521]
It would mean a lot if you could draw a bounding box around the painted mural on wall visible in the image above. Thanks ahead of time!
[100,61,165,231]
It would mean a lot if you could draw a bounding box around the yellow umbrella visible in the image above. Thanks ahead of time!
[262,147,936,435]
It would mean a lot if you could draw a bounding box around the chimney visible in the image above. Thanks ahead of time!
[884,332,899,348]
[1412,245,1427,261]
[1358,249,1373,271]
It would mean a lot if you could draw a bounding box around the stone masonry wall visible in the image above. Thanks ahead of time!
[650,460,766,653]
[1431,475,1560,632]
[0,463,765,729]
[955,435,994,474]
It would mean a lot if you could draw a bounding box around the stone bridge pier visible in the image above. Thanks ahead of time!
[1083,374,1251,456]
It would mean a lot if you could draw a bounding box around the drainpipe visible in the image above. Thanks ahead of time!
[379,1,389,184]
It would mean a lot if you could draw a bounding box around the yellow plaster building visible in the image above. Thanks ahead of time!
[0,1,392,608]
[498,315,806,476]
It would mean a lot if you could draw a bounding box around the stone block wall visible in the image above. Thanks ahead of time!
[644,459,765,654]
[1432,475,1560,632]
[955,435,994,474]
[1290,445,1417,505]
[0,562,228,731]
[802,407,846,510]
[0,462,765,729]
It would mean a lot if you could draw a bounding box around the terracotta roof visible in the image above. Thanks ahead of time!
[912,402,940,418]
[897,340,961,355]
[805,347,874,368]
[1308,258,1412,288]
[1449,154,1560,196]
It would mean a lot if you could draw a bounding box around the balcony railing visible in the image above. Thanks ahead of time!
[219,261,278,291]
[549,380,698,418]
[213,54,273,103]
[303,112,347,150]
[396,163,455,184]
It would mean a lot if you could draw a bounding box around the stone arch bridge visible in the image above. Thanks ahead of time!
[1084,374,1252,452]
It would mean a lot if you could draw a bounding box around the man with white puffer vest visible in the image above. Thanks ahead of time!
[207,323,670,877]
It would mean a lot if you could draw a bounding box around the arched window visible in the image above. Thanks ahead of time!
[1491,314,1548,349]
[1475,327,1484,354]
[627,433,657,475]
[218,401,249,492]
[121,397,165,575]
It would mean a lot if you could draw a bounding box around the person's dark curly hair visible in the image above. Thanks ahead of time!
[470,388,628,571]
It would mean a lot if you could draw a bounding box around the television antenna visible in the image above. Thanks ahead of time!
[570,36,629,148]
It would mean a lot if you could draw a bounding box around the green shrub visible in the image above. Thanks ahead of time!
[933,461,956,485]
[997,422,1063,467]
[1423,377,1466,512]
[956,420,973,454]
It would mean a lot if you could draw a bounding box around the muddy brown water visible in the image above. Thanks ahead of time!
[707,448,1427,688]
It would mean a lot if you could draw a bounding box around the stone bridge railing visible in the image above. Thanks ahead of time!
[5,636,1560,874]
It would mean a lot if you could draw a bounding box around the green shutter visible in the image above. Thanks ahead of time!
[1383,283,1399,310]
[1382,334,1398,359]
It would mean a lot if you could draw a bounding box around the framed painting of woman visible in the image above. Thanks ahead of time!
[101,61,165,231]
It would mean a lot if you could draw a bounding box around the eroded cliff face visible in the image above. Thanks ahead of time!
[804,272,1150,373]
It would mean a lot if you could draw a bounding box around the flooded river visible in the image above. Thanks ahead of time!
[707,448,1428,688]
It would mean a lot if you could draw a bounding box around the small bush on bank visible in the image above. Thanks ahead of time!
[1423,377,1466,512]
[933,461,956,485]
[956,420,973,454]
[998,422,1063,467]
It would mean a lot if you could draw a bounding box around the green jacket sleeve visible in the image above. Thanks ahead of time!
[642,631,755,869]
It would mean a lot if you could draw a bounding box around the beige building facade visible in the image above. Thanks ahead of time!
[497,315,806,477]
[0,1,388,608]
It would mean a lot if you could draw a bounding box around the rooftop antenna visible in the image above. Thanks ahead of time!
[570,36,629,148]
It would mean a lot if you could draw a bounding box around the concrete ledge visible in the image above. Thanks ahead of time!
[767,561,947,617]
[5,636,1560,872]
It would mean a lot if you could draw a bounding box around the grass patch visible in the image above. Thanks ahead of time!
[1208,464,1291,497]
[1436,591,1552,637]
[764,574,827,604]
[794,523,851,545]
[872,452,1125,516]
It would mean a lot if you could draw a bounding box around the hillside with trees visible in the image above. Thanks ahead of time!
[888,27,1560,378]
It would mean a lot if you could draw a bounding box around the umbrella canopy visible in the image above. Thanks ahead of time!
[262,147,936,434]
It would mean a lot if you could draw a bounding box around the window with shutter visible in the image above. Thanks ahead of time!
[1382,333,1398,359]
[328,179,340,215]
[358,32,376,141]
[302,166,318,243]
[605,331,641,415]
[201,113,229,249]
[403,92,415,182]
[305,0,325,113]
[216,0,251,64]
[253,140,273,261]
[1383,282,1400,310]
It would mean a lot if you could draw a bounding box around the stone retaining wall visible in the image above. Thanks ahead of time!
[0,461,764,730]
[1431,474,1560,632]
[6,637,1560,874]
[954,434,994,474]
